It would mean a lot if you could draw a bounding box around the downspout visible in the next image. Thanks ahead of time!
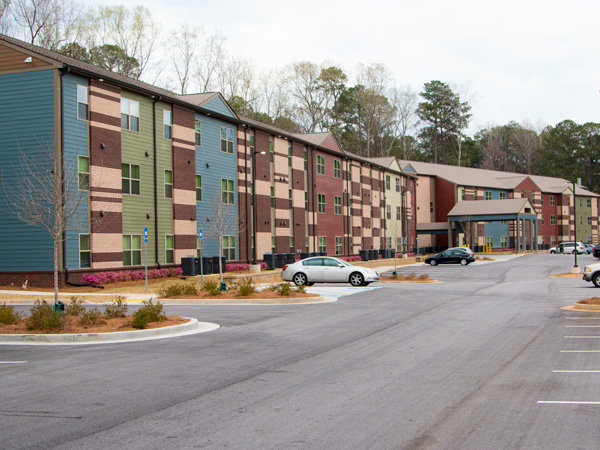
[153,96,161,268]
[310,147,316,252]
[244,126,250,264]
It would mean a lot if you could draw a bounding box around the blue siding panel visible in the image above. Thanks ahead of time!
[195,114,238,259]
[63,73,90,270]
[203,97,236,119]
[0,70,55,270]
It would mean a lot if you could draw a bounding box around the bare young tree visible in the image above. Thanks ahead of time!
[82,5,160,79]
[0,0,13,35]
[255,68,291,121]
[285,61,328,133]
[391,85,419,159]
[216,55,258,112]
[10,0,82,49]
[512,120,540,174]
[204,193,239,283]
[168,22,203,94]
[451,81,476,166]
[2,146,88,304]
[195,30,226,92]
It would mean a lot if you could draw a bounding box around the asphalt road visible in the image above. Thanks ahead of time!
[2,253,600,449]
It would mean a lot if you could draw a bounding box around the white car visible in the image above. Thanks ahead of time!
[281,256,380,286]
[583,262,600,287]
[549,242,585,254]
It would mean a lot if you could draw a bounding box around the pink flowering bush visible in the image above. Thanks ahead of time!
[81,267,183,285]
[340,256,361,262]
[225,262,268,272]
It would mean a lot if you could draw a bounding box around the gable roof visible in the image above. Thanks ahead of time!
[448,198,535,217]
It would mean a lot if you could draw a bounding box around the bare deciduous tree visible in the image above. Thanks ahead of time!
[2,146,88,304]
[195,30,226,92]
[168,22,203,94]
[255,68,290,120]
[0,0,13,35]
[204,194,239,283]
[391,85,419,160]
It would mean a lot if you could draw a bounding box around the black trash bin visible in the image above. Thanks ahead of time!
[286,253,295,264]
[300,252,309,260]
[310,252,318,257]
[275,253,286,269]
[263,253,275,270]
[181,257,196,276]
[359,249,368,261]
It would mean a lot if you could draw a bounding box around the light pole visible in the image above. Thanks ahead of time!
[251,150,266,264]
[566,180,578,269]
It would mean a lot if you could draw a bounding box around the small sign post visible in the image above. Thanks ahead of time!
[144,226,149,292]
[198,228,204,285]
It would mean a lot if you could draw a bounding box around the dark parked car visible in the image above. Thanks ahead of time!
[593,244,600,258]
[425,249,475,266]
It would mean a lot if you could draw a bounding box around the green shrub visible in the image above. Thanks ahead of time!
[238,278,256,296]
[104,296,128,318]
[267,284,279,292]
[65,297,85,317]
[0,302,22,325]
[419,274,429,280]
[278,283,291,297]
[26,300,56,330]
[182,283,198,296]
[201,280,221,296]
[295,284,306,293]
[79,307,106,326]
[43,311,66,329]
[131,300,166,329]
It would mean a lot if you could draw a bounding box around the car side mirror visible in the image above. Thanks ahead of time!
[338,264,345,268]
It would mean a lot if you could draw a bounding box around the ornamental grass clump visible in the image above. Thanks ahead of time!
[201,280,221,296]
[65,297,85,317]
[0,302,22,325]
[238,278,256,296]
[79,307,106,326]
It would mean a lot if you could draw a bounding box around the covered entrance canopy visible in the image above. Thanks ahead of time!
[447,198,538,252]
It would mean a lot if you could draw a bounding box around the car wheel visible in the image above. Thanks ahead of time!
[550,250,556,254]
[293,273,308,286]
[460,258,468,266]
[593,273,600,288]
[430,260,437,266]
[349,272,364,286]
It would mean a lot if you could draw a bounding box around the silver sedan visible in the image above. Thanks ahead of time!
[281,256,380,286]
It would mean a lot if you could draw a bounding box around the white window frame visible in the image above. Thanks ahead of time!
[334,196,342,215]
[165,235,174,263]
[123,234,142,266]
[220,127,234,154]
[78,155,89,191]
[335,236,342,255]
[317,155,325,175]
[196,174,202,202]
[318,236,327,253]
[318,193,326,213]
[79,234,91,268]
[122,163,140,195]
[195,118,201,146]
[334,160,341,178]
[164,169,173,199]
[77,84,89,121]
[221,178,235,204]
[163,110,172,139]
[223,235,235,260]
[121,98,140,132]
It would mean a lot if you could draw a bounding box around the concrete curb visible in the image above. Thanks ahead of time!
[0,318,220,346]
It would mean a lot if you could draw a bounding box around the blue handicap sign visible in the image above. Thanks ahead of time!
[198,228,203,240]
[144,226,148,243]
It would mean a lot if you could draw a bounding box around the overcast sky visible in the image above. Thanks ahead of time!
[81,0,600,133]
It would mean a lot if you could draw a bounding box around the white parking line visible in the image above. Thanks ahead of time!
[538,401,600,405]
[564,336,600,339]
[565,326,600,328]
[553,370,600,373]
[566,317,600,320]
[561,350,600,353]
[0,361,27,364]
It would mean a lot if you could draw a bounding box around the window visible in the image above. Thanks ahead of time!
[500,220,507,224]
[271,236,276,252]
[304,150,307,170]
[334,160,341,178]
[163,110,172,139]
[485,191,492,200]
[222,236,235,260]
[122,163,140,195]
[77,85,88,120]
[335,236,342,255]
[551,236,556,245]
[541,195,544,205]
[430,202,434,213]
[79,234,91,268]
[123,235,141,266]
[305,191,308,210]
[289,189,292,209]
[165,235,174,264]
[164,170,173,198]
[195,175,202,201]
[386,175,390,190]
[334,196,342,215]
[317,155,325,174]
[290,236,294,253]
[249,133,255,152]
[221,179,234,204]
[588,216,593,225]
[473,189,477,199]
[485,236,493,246]
[461,189,466,201]
[220,127,235,154]
[550,195,555,206]
[195,119,201,146]
[121,98,139,132]
[270,186,275,208]
[396,206,401,220]
[550,215,556,225]
[319,236,327,253]
[78,156,89,191]
[386,204,391,220]
[499,192,506,200]
[288,142,292,167]
[500,236,508,248]
[318,193,326,213]
[542,215,545,225]
[395,178,400,192]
